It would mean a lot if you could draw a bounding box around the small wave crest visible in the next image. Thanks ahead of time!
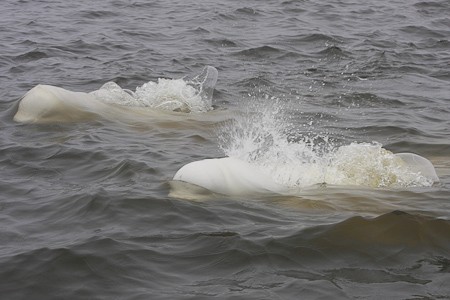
[90,66,218,113]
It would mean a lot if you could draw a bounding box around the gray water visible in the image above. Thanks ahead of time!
[1,0,450,299]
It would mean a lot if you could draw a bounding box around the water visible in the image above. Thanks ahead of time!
[1,0,450,299]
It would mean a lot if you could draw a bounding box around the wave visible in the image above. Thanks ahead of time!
[1,211,448,299]
[273,210,450,258]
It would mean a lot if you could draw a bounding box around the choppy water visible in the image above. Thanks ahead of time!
[1,0,450,299]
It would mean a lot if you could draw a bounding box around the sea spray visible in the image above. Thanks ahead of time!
[325,142,436,188]
[90,66,218,113]
[217,95,335,187]
[217,94,438,189]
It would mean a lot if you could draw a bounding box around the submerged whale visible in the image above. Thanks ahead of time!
[172,153,439,197]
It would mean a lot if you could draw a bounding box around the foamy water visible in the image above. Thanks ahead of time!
[90,66,218,112]
[218,98,438,189]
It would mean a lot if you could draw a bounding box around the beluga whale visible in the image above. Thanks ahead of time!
[171,147,439,198]
[13,66,219,124]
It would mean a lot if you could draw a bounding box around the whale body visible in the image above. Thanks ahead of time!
[173,157,289,196]
[13,84,107,123]
[172,153,439,197]
[12,84,209,124]
[13,67,219,124]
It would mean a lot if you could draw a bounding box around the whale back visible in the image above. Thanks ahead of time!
[13,84,103,123]
[173,157,288,196]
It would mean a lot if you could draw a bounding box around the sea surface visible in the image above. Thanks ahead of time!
[1,0,450,299]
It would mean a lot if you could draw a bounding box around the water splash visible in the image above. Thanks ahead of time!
[218,95,438,189]
[324,142,436,188]
[90,66,218,113]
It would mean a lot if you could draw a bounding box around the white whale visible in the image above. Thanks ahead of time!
[13,84,171,124]
[13,84,201,124]
[12,83,225,125]
[13,66,219,124]
[13,84,107,123]
[172,157,289,196]
[171,153,439,197]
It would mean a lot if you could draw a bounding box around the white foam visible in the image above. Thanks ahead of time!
[258,142,438,189]
[90,66,218,113]
[213,97,439,191]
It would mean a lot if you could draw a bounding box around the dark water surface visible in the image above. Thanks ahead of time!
[1,0,450,299]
